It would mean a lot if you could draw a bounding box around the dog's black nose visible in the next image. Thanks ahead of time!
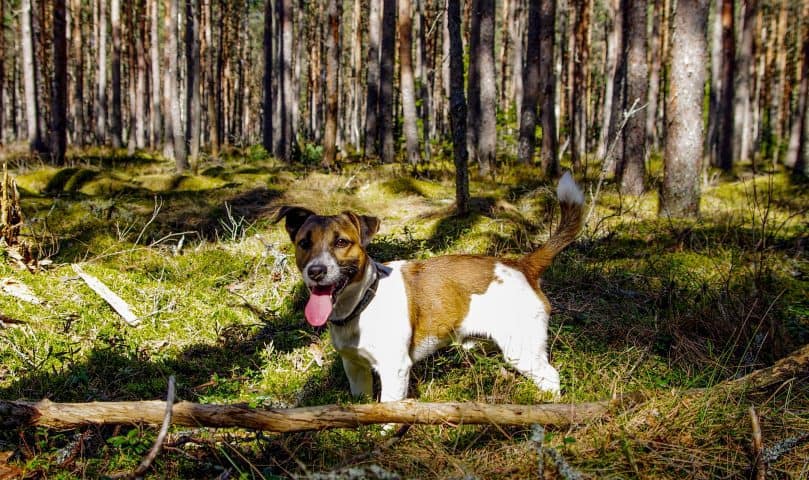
[307,264,327,281]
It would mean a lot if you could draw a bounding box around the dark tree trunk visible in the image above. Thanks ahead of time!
[186,0,201,166]
[716,0,735,171]
[466,0,481,168]
[399,0,421,165]
[110,0,122,148]
[733,0,757,166]
[52,0,68,164]
[447,0,469,215]
[276,0,294,161]
[646,0,663,151]
[477,0,496,175]
[661,0,708,218]
[150,0,161,149]
[517,0,540,165]
[262,0,273,153]
[597,0,621,161]
[69,0,85,146]
[570,0,591,171]
[617,0,648,194]
[0,0,4,145]
[322,0,340,167]
[539,0,558,176]
[96,0,107,143]
[364,0,381,159]
[379,0,396,163]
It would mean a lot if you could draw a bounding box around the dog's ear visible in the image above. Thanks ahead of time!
[274,206,316,242]
[342,211,380,247]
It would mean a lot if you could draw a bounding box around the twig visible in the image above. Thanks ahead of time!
[112,376,176,480]
[749,406,766,480]
[72,264,140,327]
[531,424,545,478]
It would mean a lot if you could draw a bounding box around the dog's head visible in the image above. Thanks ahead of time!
[274,206,380,326]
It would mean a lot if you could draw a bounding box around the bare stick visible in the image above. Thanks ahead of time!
[72,264,140,327]
[112,376,176,479]
[749,406,766,480]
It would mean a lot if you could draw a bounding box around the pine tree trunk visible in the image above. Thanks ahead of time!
[447,0,469,215]
[646,0,663,152]
[716,0,735,171]
[785,21,808,174]
[21,0,43,152]
[322,0,340,167]
[69,0,84,146]
[364,0,381,159]
[168,0,187,170]
[52,0,68,164]
[0,0,5,145]
[95,0,108,143]
[771,0,788,149]
[618,0,647,194]
[733,0,757,166]
[509,0,524,120]
[262,0,273,153]
[150,0,161,149]
[661,0,708,218]
[110,0,122,147]
[134,0,146,150]
[517,0,540,165]
[477,0,496,175]
[570,0,592,171]
[466,0,481,168]
[186,0,201,166]
[539,0,558,176]
[207,0,219,158]
[416,0,431,162]
[279,0,294,161]
[379,0,396,163]
[399,0,421,166]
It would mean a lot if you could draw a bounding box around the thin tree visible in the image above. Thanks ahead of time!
[716,0,735,171]
[364,0,382,159]
[379,0,396,163]
[598,0,623,166]
[134,0,147,149]
[0,0,4,145]
[167,0,187,170]
[186,0,201,166]
[538,0,558,176]
[150,0,161,149]
[321,0,340,167]
[733,0,757,166]
[21,0,44,152]
[570,0,592,171]
[110,0,122,147]
[96,0,107,143]
[661,0,708,218]
[617,0,648,195]
[646,0,663,151]
[399,0,421,165]
[52,0,68,164]
[447,0,469,215]
[785,18,808,175]
[517,0,540,165]
[262,0,273,153]
[466,0,481,168]
[477,0,496,175]
[277,0,294,161]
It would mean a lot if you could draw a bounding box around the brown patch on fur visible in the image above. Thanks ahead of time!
[401,256,497,351]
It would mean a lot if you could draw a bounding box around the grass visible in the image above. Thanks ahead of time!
[0,148,807,478]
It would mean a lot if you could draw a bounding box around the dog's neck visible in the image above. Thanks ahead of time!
[331,259,379,322]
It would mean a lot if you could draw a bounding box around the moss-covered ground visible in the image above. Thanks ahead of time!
[0,148,807,478]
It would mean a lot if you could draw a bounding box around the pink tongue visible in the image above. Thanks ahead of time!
[304,286,334,327]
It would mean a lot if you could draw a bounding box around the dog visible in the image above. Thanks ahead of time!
[274,172,584,402]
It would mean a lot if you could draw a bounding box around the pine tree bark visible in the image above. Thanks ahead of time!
[321,0,340,167]
[598,0,622,165]
[134,0,147,150]
[716,0,735,171]
[364,0,382,159]
[617,0,647,195]
[661,0,708,218]
[509,0,524,119]
[150,0,161,149]
[186,0,201,166]
[539,0,558,176]
[399,0,421,166]
[785,20,808,175]
[477,0,496,175]
[278,0,294,161]
[379,0,396,163]
[69,0,84,146]
[646,0,663,152]
[733,0,757,166]
[21,0,44,152]
[110,0,122,148]
[52,0,68,164]
[466,0,481,168]
[96,0,108,143]
[0,0,5,145]
[167,0,187,170]
[517,0,540,165]
[447,0,469,215]
[262,0,273,153]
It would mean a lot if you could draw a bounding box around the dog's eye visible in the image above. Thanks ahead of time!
[334,238,351,249]
[298,238,312,250]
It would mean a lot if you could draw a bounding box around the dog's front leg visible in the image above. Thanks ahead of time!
[377,357,412,402]
[341,357,373,399]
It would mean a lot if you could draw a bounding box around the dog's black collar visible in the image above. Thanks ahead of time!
[329,265,382,327]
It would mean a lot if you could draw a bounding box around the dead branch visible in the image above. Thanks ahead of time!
[72,264,140,327]
[749,406,766,480]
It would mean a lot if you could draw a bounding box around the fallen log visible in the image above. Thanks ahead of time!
[0,396,638,432]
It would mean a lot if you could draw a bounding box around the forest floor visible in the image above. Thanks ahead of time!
[0,147,807,479]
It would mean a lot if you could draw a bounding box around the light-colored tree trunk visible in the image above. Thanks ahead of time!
[771,0,788,149]
[21,0,43,151]
[399,0,421,166]
[517,0,540,165]
[646,0,663,152]
[597,0,620,162]
[618,0,648,195]
[69,0,84,146]
[134,1,147,150]
[53,0,68,164]
[110,0,122,147]
[661,0,708,219]
[785,18,808,174]
[733,0,757,166]
[477,0,497,175]
[186,0,201,167]
[416,0,431,162]
[364,0,381,158]
[167,0,187,170]
[262,0,273,152]
[509,0,524,120]
[322,0,340,167]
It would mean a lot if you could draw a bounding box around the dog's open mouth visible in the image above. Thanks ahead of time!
[304,278,348,327]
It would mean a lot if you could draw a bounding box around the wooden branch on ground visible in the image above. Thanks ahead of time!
[72,264,140,327]
[1,343,806,434]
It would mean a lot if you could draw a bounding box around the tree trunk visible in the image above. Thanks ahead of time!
[417,0,431,162]
[466,0,481,169]
[364,0,381,159]
[399,0,421,166]
[509,0,524,120]
[661,0,708,219]
[321,0,340,167]
[646,0,663,152]
[110,0,122,148]
[0,0,5,145]
[570,0,592,171]
[167,0,187,170]
[379,0,396,163]
[539,0,558,176]
[262,0,273,153]
[517,0,540,165]
[69,0,84,146]
[186,0,201,167]
[477,0,496,175]
[771,1,788,149]
[279,0,294,161]
[207,0,219,158]
[150,0,161,149]
[716,0,735,171]
[134,0,147,150]
[96,0,108,143]
[605,0,626,174]
[785,22,808,175]
[733,0,757,166]
[617,0,648,195]
[21,0,44,152]
[447,0,469,215]
[52,0,68,164]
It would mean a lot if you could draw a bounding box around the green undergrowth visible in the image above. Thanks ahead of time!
[0,152,807,478]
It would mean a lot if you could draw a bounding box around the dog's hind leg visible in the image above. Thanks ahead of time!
[490,328,561,397]
[342,357,373,399]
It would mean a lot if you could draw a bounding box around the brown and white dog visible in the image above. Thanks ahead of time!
[275,172,584,402]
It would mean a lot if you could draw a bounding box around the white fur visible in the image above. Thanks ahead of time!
[329,260,560,402]
[557,171,585,206]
